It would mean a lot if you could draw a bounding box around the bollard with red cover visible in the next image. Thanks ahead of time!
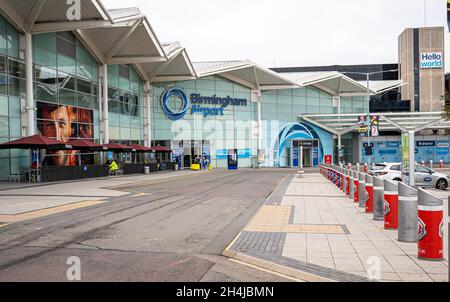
[364,163,368,172]
[417,188,444,260]
[383,179,399,229]
[342,168,347,194]
[353,171,359,203]
[440,159,444,168]
[345,169,350,196]
[340,167,344,191]
[349,169,355,200]
[365,174,373,213]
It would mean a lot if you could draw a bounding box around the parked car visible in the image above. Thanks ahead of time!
[368,162,449,190]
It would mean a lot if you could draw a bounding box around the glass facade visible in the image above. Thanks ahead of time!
[260,87,335,167]
[0,13,147,178]
[152,76,257,168]
[107,64,144,144]
[0,15,28,179]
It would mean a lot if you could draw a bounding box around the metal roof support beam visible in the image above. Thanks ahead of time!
[104,18,143,62]
[380,115,409,132]
[0,0,27,32]
[133,63,149,81]
[259,85,298,90]
[312,83,339,96]
[337,124,359,135]
[26,0,47,32]
[151,75,197,82]
[217,73,257,90]
[147,48,185,81]
[32,20,112,33]
[301,116,339,135]
[107,56,166,64]
[74,29,105,63]
[413,118,447,133]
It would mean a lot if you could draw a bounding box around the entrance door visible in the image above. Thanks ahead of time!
[302,148,312,167]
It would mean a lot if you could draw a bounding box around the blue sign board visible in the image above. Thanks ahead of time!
[292,148,299,167]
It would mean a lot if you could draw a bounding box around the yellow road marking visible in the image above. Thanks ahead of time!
[0,200,107,223]
[244,205,345,234]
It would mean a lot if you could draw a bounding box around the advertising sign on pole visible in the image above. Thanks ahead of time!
[370,115,379,137]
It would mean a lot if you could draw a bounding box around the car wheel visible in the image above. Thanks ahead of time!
[436,179,447,190]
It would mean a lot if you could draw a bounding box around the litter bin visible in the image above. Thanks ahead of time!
[144,166,150,174]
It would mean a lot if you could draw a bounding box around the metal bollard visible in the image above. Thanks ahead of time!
[384,179,399,229]
[354,169,360,203]
[440,159,444,168]
[349,169,355,200]
[358,172,366,208]
[429,160,433,168]
[417,188,444,260]
[364,163,368,172]
[342,169,347,194]
[365,174,373,213]
[373,176,384,221]
[398,182,418,243]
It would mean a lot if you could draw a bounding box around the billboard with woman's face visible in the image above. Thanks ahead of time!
[37,101,94,166]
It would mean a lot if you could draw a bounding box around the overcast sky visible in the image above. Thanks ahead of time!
[103,0,449,71]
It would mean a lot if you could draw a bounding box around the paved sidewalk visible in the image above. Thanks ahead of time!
[0,170,209,216]
[225,172,448,282]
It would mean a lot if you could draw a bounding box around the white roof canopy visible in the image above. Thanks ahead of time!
[193,60,300,90]
[0,1,196,82]
[301,112,449,135]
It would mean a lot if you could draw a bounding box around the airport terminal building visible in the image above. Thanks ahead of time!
[0,1,448,179]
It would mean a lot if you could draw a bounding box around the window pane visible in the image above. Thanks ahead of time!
[0,95,8,116]
[0,54,6,74]
[56,37,76,58]
[8,76,26,98]
[59,88,77,107]
[57,71,75,90]
[7,57,25,79]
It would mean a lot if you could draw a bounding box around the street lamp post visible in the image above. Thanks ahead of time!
[342,69,398,167]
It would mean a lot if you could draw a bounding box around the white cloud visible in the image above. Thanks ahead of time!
[102,0,449,71]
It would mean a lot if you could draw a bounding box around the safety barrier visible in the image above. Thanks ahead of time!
[365,174,373,213]
[384,179,399,229]
[358,172,366,208]
[398,182,418,243]
[318,162,445,264]
[373,176,384,221]
[417,188,444,260]
[349,169,355,200]
[353,169,359,203]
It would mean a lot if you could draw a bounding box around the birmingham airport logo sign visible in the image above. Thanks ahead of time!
[420,52,443,69]
[161,87,248,120]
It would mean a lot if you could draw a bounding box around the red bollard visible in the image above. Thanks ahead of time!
[345,171,350,196]
[417,188,444,260]
[365,174,373,213]
[383,179,398,229]
[440,160,444,168]
[354,176,359,203]
[364,163,368,172]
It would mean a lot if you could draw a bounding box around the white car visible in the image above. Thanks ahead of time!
[369,162,450,190]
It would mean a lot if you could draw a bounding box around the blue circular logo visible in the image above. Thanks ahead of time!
[161,87,188,120]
